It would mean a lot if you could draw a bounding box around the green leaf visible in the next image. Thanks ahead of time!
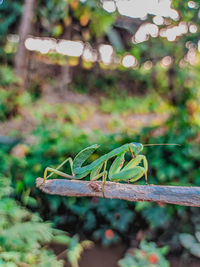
[179,233,196,249]
[190,243,200,258]
[52,235,71,245]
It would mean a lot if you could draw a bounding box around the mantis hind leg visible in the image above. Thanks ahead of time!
[90,170,107,198]
[39,167,74,187]
[90,160,108,198]
[40,157,74,186]
[47,157,74,179]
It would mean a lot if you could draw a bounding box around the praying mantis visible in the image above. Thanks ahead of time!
[39,142,179,197]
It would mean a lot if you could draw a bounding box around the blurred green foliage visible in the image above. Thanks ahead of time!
[0,175,92,266]
[0,68,199,243]
[118,240,169,267]
[100,94,172,115]
[0,60,200,263]
[0,1,21,37]
[179,232,200,258]
[1,108,200,251]
[0,66,21,121]
[179,208,200,258]
[0,88,19,121]
[36,0,116,41]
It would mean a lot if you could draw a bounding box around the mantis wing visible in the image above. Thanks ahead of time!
[73,144,100,170]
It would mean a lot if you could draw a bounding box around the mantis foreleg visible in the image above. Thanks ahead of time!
[109,153,125,177]
[109,166,145,182]
[109,154,147,183]
[123,155,148,183]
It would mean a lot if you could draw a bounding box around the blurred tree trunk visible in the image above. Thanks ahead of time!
[15,0,36,84]
[58,26,72,94]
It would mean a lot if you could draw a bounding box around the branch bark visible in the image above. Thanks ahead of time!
[36,178,200,207]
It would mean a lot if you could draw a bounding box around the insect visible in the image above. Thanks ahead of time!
[39,142,179,197]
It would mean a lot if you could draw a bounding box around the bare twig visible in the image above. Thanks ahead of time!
[36,178,200,207]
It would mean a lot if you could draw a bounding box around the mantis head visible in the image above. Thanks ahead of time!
[130,142,180,156]
[130,142,143,155]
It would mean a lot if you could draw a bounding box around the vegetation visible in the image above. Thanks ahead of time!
[118,240,169,267]
[0,174,92,267]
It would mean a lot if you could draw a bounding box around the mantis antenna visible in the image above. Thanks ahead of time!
[143,144,181,146]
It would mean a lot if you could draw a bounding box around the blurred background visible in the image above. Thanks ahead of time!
[1,0,200,266]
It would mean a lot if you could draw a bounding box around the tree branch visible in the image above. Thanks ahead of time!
[36,178,200,207]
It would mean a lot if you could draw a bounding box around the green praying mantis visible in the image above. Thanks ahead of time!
[39,142,179,197]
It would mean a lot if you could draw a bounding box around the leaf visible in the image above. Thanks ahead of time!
[80,240,93,249]
[52,235,71,245]
[190,243,200,258]
[107,28,124,52]
[142,206,170,228]
[67,235,84,267]
[179,233,196,249]
[160,246,169,255]
[195,232,200,242]
[0,251,21,262]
